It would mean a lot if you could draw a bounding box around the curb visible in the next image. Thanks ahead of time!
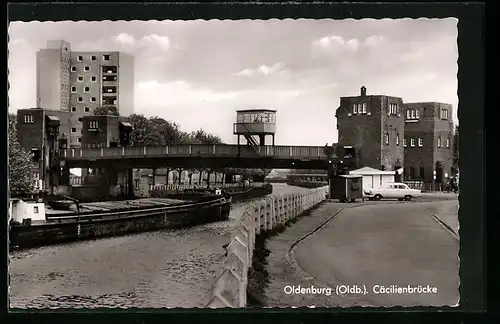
[429,212,459,241]
[284,207,345,283]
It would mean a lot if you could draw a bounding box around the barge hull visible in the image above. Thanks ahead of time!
[10,199,230,250]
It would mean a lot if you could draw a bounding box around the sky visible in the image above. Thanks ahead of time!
[8,19,458,146]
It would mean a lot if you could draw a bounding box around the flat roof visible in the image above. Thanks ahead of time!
[46,115,60,121]
[403,102,452,106]
[236,109,277,113]
[340,95,402,100]
[339,174,363,178]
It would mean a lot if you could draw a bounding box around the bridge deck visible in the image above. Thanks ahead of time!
[61,144,332,161]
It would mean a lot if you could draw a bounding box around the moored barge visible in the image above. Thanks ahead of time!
[9,191,231,251]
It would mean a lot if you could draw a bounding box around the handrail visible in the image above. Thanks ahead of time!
[61,144,332,161]
[46,196,228,221]
[205,185,329,308]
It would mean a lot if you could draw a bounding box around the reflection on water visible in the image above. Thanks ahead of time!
[9,184,304,309]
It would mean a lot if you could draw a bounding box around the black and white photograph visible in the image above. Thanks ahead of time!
[8,17,460,309]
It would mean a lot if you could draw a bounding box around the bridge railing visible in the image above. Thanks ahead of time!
[148,182,262,192]
[205,185,329,308]
[62,144,327,160]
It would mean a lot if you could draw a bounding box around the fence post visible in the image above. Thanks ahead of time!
[252,204,260,235]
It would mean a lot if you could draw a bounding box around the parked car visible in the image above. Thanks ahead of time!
[364,182,422,201]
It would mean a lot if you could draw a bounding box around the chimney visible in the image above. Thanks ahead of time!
[361,86,367,97]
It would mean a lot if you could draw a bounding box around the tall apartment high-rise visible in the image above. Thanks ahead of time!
[336,86,405,171]
[36,40,135,148]
[36,40,72,112]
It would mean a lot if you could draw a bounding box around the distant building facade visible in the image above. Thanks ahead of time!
[403,102,454,184]
[81,115,132,149]
[336,86,405,171]
[36,40,135,148]
[16,108,71,190]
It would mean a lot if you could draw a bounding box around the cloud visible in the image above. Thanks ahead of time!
[141,34,170,51]
[235,62,285,77]
[311,35,360,58]
[115,33,135,46]
[76,33,170,54]
[312,35,359,50]
[315,35,346,48]
[364,35,385,47]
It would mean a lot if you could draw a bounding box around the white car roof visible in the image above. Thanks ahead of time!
[387,182,407,186]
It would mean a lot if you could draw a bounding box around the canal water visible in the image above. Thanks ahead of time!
[9,183,311,309]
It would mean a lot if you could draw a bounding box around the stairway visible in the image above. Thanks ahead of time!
[240,123,260,155]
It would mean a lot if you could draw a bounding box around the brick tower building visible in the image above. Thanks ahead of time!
[336,86,405,171]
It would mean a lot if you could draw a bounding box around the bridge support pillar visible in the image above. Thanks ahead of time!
[127,168,134,198]
[259,135,266,146]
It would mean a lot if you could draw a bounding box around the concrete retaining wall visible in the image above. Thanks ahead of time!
[205,185,329,308]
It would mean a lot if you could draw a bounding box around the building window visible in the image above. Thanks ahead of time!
[440,108,449,120]
[71,86,77,93]
[77,76,84,82]
[406,108,420,120]
[353,104,358,114]
[84,86,90,93]
[91,76,97,82]
[384,133,389,145]
[78,137,82,143]
[90,55,97,61]
[89,120,99,129]
[135,179,140,190]
[103,54,110,61]
[78,117,83,123]
[77,96,83,103]
[409,166,416,179]
[437,137,442,148]
[410,138,415,147]
[24,114,34,124]
[71,106,77,112]
[361,102,367,114]
[419,167,425,180]
[91,97,96,103]
[33,206,39,214]
[389,103,398,115]
[77,55,83,62]
[396,134,400,145]
[71,66,77,72]
[418,137,423,147]
[84,107,90,113]
[84,66,91,72]
[403,138,407,147]
[446,137,450,148]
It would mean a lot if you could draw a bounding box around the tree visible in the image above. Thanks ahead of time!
[8,114,35,197]
[128,114,183,146]
[93,106,119,116]
[189,129,223,145]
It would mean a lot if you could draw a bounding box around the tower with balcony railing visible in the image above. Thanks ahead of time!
[233,109,277,147]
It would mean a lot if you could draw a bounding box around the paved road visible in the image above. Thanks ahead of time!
[8,183,302,309]
[263,199,459,307]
